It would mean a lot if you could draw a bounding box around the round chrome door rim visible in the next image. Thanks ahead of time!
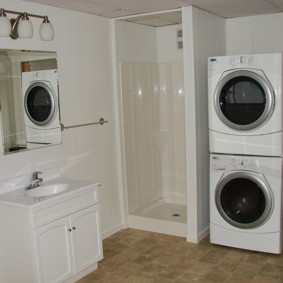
[214,70,275,131]
[215,171,273,229]
[24,82,56,127]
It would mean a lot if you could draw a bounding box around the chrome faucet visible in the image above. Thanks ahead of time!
[25,171,43,190]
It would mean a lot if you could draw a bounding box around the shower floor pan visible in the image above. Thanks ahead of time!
[128,199,187,237]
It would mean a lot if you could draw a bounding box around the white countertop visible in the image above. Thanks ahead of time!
[0,178,100,207]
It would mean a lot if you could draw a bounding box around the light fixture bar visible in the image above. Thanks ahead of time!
[0,8,54,40]
[2,9,46,20]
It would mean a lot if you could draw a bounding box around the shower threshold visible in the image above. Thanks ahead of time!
[128,199,187,237]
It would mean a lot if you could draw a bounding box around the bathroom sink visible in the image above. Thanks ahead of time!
[24,183,69,198]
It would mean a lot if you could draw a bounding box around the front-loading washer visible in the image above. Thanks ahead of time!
[210,153,283,254]
[208,53,283,156]
[22,69,61,149]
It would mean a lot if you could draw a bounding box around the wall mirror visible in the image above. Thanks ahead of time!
[0,49,61,154]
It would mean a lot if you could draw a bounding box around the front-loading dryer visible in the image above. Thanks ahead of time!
[208,53,283,156]
[210,153,283,254]
[22,69,61,149]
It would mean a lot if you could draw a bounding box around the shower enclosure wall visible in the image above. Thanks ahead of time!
[116,14,187,237]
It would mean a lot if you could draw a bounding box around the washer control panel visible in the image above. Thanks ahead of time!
[211,154,259,171]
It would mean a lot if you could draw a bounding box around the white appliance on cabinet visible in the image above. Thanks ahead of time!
[210,153,283,254]
[208,53,283,156]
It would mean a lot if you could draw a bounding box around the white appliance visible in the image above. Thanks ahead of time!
[210,153,283,254]
[208,53,283,156]
[22,69,61,149]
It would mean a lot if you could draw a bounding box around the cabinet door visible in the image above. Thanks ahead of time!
[33,217,74,283]
[71,205,103,273]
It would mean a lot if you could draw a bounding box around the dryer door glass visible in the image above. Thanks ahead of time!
[215,172,272,229]
[215,70,274,131]
[25,82,55,126]
[220,77,265,125]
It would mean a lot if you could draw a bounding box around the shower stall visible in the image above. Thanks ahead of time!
[115,11,187,237]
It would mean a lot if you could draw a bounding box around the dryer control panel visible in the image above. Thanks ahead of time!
[208,54,255,75]
[233,55,254,66]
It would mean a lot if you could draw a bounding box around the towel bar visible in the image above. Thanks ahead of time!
[61,117,108,131]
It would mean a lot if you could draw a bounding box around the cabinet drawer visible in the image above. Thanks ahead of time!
[30,186,98,229]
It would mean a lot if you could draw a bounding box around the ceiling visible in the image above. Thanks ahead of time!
[22,0,283,26]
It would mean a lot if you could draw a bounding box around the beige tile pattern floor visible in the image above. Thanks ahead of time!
[77,228,283,283]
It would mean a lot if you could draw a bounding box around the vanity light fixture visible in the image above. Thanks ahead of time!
[0,8,54,40]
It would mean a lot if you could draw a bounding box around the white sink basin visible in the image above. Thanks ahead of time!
[24,183,69,198]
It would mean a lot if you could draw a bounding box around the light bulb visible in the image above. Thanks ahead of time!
[39,16,54,41]
[0,9,11,37]
[18,13,33,39]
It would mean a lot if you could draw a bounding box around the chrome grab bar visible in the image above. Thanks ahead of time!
[61,117,108,131]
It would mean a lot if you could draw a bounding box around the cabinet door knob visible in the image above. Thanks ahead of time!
[68,228,72,232]
[72,227,76,230]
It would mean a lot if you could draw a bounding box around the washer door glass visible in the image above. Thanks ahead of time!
[215,70,274,131]
[215,172,273,229]
[25,82,55,126]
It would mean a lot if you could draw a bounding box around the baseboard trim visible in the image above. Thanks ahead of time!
[63,264,98,283]
[102,223,124,239]
[198,225,209,242]
[186,225,209,243]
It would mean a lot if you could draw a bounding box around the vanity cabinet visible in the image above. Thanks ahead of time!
[34,205,102,283]
[0,180,103,283]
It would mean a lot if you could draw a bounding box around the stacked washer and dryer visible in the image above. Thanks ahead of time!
[208,53,283,254]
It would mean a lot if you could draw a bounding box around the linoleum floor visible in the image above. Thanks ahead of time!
[77,228,283,282]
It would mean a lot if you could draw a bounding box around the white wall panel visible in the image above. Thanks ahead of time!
[115,21,158,63]
[226,13,283,55]
[183,6,225,242]
[156,24,183,63]
[0,0,122,237]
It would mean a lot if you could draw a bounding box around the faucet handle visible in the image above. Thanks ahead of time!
[32,171,42,180]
